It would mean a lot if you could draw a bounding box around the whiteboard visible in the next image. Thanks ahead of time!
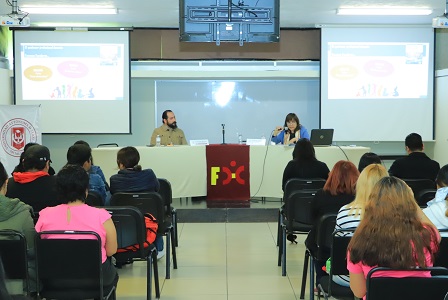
[155,79,320,144]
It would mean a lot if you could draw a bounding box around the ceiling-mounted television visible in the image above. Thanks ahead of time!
[179,0,279,46]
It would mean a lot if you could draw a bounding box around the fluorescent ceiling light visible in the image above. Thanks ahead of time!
[336,8,432,16]
[23,7,118,15]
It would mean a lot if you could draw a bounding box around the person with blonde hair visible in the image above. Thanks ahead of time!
[332,164,388,286]
[347,176,440,299]
[336,164,388,231]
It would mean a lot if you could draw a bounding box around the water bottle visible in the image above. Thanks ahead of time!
[156,135,161,147]
[238,134,243,144]
[261,135,266,145]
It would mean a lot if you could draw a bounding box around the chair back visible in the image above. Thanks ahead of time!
[434,232,448,268]
[105,206,147,258]
[97,143,119,147]
[366,267,448,300]
[315,214,337,260]
[0,230,29,294]
[35,230,108,299]
[284,178,326,200]
[285,190,318,232]
[110,192,165,225]
[415,189,437,207]
[157,178,173,208]
[86,190,103,206]
[402,179,436,202]
[330,229,355,277]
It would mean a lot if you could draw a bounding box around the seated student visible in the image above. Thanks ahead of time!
[35,165,118,294]
[282,138,330,191]
[109,146,163,258]
[425,164,448,207]
[12,142,56,176]
[271,113,310,145]
[109,146,159,194]
[347,176,439,300]
[423,165,448,233]
[333,164,388,286]
[66,144,110,205]
[389,133,440,181]
[357,152,382,173]
[305,160,359,291]
[7,145,58,213]
[73,140,108,187]
[0,162,36,295]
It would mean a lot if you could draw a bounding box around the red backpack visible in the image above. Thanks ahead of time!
[117,213,158,252]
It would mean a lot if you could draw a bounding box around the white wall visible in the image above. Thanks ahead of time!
[433,69,448,167]
[0,69,12,105]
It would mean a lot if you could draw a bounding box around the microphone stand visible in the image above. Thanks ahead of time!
[221,123,226,144]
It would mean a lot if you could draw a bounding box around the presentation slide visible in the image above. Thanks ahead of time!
[20,43,125,101]
[321,27,434,142]
[14,30,131,134]
[328,42,429,99]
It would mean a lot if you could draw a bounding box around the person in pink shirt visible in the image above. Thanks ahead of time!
[35,165,119,295]
[347,176,440,300]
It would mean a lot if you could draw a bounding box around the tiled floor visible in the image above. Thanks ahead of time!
[116,222,312,299]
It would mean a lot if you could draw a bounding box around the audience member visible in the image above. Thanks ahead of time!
[333,164,388,286]
[0,161,36,295]
[389,133,440,181]
[6,145,58,212]
[305,160,359,291]
[425,164,448,207]
[271,113,310,145]
[35,165,118,294]
[12,143,55,176]
[150,110,187,146]
[73,140,108,186]
[357,152,382,173]
[423,165,448,233]
[66,144,110,205]
[347,176,439,299]
[282,138,330,190]
[109,146,163,258]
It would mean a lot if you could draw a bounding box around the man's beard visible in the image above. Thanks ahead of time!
[168,121,178,129]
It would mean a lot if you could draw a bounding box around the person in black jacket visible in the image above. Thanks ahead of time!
[282,138,330,191]
[7,145,58,213]
[389,133,440,181]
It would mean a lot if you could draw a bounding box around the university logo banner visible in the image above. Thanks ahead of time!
[206,144,250,201]
[0,105,41,175]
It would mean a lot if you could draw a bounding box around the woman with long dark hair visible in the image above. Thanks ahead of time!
[348,176,439,299]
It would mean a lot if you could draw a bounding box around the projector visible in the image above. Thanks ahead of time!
[0,14,30,27]
[432,16,448,28]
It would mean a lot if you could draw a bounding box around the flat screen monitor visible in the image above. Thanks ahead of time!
[179,0,279,45]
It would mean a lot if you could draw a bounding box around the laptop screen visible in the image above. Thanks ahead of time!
[310,129,334,146]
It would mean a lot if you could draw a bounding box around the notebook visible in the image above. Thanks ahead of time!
[310,129,334,146]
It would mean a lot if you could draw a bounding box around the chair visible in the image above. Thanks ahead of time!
[415,188,437,207]
[105,206,160,300]
[317,228,355,300]
[434,230,448,268]
[86,190,103,206]
[0,230,30,296]
[366,266,448,300]
[35,230,116,300]
[158,178,178,247]
[402,179,436,203]
[110,192,178,279]
[278,178,326,245]
[278,189,318,282]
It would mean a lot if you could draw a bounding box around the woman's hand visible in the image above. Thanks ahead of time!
[289,137,298,144]
[273,126,283,136]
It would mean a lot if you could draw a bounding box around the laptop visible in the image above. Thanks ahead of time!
[310,129,334,146]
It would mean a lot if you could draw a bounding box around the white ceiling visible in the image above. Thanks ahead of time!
[0,0,445,28]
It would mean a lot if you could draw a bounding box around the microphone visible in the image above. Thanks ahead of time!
[221,124,226,144]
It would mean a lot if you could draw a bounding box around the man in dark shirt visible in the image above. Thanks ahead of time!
[389,133,440,181]
[6,145,58,212]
